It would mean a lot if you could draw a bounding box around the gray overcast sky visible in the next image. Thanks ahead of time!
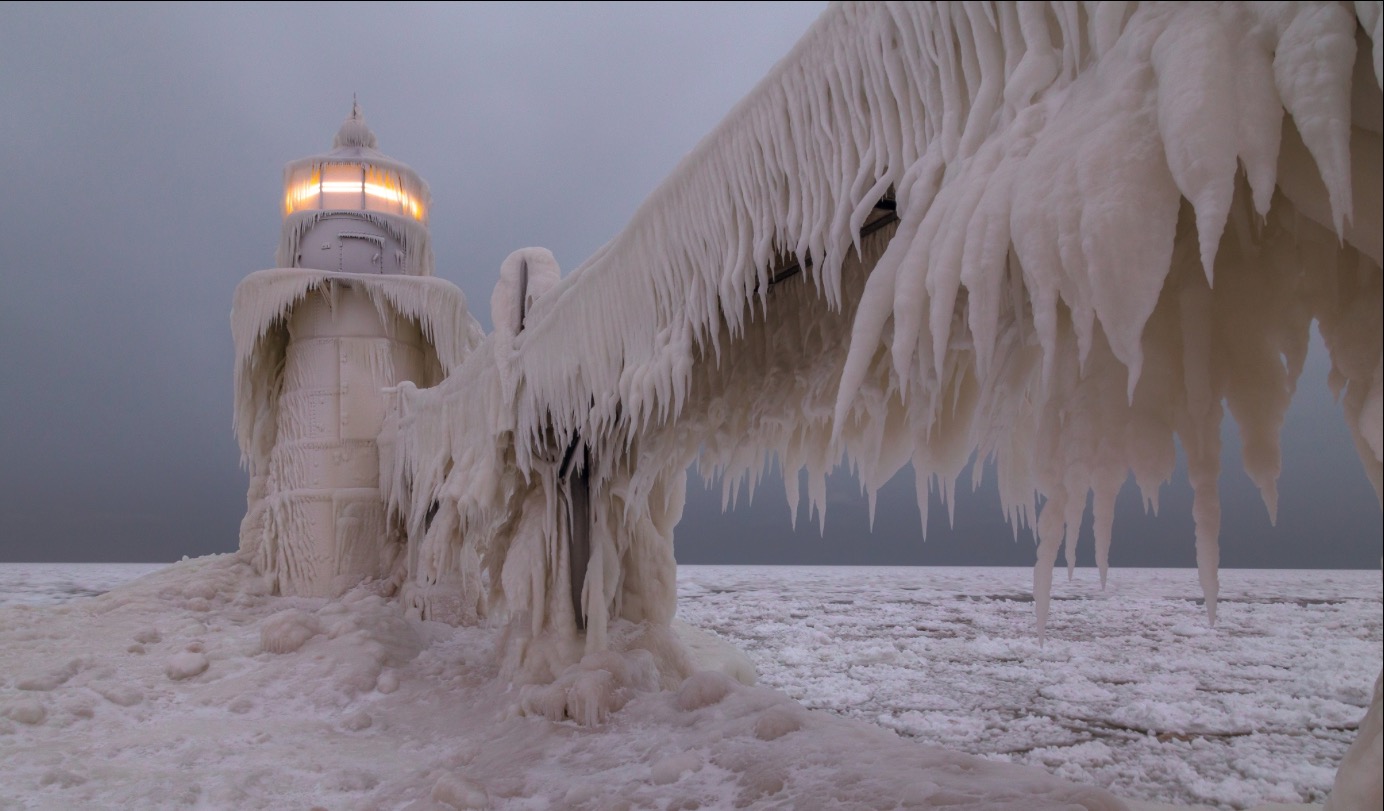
[0,3,1378,567]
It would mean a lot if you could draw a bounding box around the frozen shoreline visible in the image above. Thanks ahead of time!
[0,560,1376,809]
[0,563,168,609]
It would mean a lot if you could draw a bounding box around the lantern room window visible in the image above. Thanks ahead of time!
[284,162,426,222]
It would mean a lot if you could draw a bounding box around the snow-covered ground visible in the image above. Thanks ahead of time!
[0,560,1376,810]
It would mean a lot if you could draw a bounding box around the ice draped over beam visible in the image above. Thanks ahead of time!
[393,0,1380,623]
[376,2,1380,801]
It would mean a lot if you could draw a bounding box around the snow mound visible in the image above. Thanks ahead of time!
[164,650,209,681]
[648,750,703,785]
[751,703,805,741]
[431,772,489,809]
[518,649,660,726]
[15,658,87,691]
[2,699,46,726]
[675,670,738,712]
[673,619,757,686]
[259,609,323,654]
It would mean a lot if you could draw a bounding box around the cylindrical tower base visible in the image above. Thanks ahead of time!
[264,282,429,596]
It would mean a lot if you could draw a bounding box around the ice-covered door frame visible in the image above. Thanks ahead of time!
[339,232,385,273]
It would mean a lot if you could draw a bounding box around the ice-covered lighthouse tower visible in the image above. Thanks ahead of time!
[231,103,480,597]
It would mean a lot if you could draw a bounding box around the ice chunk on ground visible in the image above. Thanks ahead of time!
[259,609,323,654]
[2,699,46,725]
[431,773,488,809]
[164,650,209,681]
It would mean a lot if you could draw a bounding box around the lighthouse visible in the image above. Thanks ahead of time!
[231,104,480,597]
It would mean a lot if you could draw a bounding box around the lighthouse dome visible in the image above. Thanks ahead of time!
[332,101,378,150]
[276,102,434,276]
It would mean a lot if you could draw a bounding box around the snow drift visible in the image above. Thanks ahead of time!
[0,556,1145,810]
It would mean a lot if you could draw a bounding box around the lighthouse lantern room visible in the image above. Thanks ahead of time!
[276,100,433,278]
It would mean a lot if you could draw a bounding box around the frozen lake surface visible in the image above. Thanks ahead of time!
[1,562,1378,808]
[679,566,1382,807]
[0,563,168,609]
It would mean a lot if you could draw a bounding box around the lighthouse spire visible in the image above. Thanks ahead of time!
[333,96,377,150]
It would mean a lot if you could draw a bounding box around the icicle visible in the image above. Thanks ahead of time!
[1150,4,1237,285]
[1091,474,1118,589]
[1270,3,1359,236]
[1061,489,1083,582]
[1033,494,1065,642]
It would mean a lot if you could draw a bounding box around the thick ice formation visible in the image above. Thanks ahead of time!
[386,0,1380,644]
[372,0,1381,802]
[490,248,562,337]
[233,269,480,596]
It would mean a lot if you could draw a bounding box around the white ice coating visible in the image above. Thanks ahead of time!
[233,268,481,596]
[372,0,1381,798]
[276,210,435,277]
[429,0,1381,624]
[233,269,479,460]
[491,247,563,337]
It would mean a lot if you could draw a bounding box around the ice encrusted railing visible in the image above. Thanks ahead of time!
[377,3,1380,804]
[505,0,1381,627]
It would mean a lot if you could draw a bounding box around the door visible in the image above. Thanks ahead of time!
[339,233,384,274]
